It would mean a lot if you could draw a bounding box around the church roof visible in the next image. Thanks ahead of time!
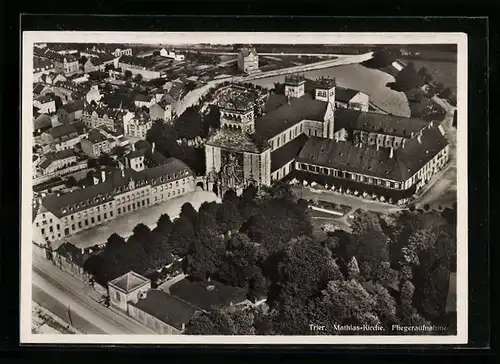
[205,128,270,153]
[334,108,430,138]
[255,93,328,139]
[335,87,360,104]
[271,134,309,173]
[240,47,258,58]
[296,123,448,182]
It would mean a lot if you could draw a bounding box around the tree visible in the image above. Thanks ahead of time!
[347,256,360,280]
[186,308,256,335]
[439,87,452,99]
[64,176,77,188]
[180,202,199,229]
[134,73,143,83]
[124,70,133,79]
[105,233,126,252]
[434,82,445,94]
[156,213,173,236]
[394,62,424,91]
[111,146,126,158]
[222,188,239,204]
[277,236,343,301]
[87,158,99,169]
[98,153,116,167]
[169,216,195,257]
[216,200,242,234]
[104,63,115,72]
[417,66,433,83]
[186,234,224,280]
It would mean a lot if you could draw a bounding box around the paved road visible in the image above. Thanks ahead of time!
[32,255,157,335]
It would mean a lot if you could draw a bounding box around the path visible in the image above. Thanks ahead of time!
[157,273,186,294]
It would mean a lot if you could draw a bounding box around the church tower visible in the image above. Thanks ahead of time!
[284,74,306,99]
[314,76,336,103]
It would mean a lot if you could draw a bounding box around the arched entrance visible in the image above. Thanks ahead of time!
[196,181,205,190]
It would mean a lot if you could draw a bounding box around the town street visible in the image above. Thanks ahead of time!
[60,189,220,250]
[32,254,157,335]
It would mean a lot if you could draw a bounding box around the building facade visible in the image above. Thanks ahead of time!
[123,111,153,139]
[32,158,195,245]
[237,47,259,74]
[80,129,112,157]
[81,103,125,133]
[118,56,161,80]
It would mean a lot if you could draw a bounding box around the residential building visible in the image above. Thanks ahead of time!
[56,99,85,124]
[134,94,155,108]
[83,53,119,72]
[80,129,112,157]
[159,48,185,61]
[86,85,103,104]
[81,103,125,133]
[108,271,196,334]
[123,110,153,139]
[34,48,80,75]
[32,158,195,244]
[33,95,56,114]
[118,55,161,80]
[33,83,49,97]
[38,72,67,86]
[37,149,78,176]
[237,47,259,74]
[125,141,168,172]
[40,122,88,151]
[33,57,56,81]
[149,100,173,122]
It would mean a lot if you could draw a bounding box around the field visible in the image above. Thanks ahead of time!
[404,59,457,93]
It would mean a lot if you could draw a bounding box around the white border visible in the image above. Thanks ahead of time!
[21,32,468,345]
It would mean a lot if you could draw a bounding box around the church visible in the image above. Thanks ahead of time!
[204,74,450,205]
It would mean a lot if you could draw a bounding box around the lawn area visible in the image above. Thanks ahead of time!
[403,59,457,93]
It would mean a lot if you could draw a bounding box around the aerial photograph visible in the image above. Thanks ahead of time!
[28,38,458,339]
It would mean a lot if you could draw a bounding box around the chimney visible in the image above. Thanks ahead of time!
[101,170,106,182]
[38,197,42,205]
[402,139,406,148]
[152,142,155,153]
[417,133,422,144]
[181,323,186,331]
[81,248,84,254]
[376,143,380,151]
[93,176,99,185]
[131,143,135,152]
[389,147,394,159]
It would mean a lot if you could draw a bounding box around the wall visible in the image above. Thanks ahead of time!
[33,161,87,185]
[271,159,294,182]
[127,305,182,335]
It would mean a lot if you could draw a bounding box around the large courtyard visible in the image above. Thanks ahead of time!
[57,189,220,250]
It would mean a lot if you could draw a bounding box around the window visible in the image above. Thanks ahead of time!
[78,222,82,228]
[308,165,315,172]
[85,219,89,226]
[110,211,113,217]
[104,213,107,219]
[385,181,391,187]
[321,168,328,175]
[41,228,45,235]
[128,205,131,211]
[49,226,53,233]
[56,224,60,230]
[71,224,75,231]
[182,188,185,193]
[91,217,95,224]
[115,291,120,302]
[300,163,306,170]
[36,222,39,227]
[71,216,74,221]
[133,203,136,209]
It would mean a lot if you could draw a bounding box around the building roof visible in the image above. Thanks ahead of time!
[33,57,55,72]
[169,278,248,311]
[284,74,306,86]
[36,95,54,104]
[296,123,448,182]
[205,127,270,153]
[109,271,150,293]
[83,103,124,119]
[86,129,108,143]
[119,55,155,68]
[240,47,258,58]
[216,84,266,112]
[314,76,337,89]
[49,122,86,141]
[335,86,360,104]
[334,108,430,138]
[60,99,85,113]
[39,149,76,169]
[54,242,90,268]
[255,93,328,139]
[134,94,152,102]
[33,114,52,130]
[40,157,192,218]
[168,83,184,101]
[271,134,309,172]
[33,83,46,94]
[129,289,197,331]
